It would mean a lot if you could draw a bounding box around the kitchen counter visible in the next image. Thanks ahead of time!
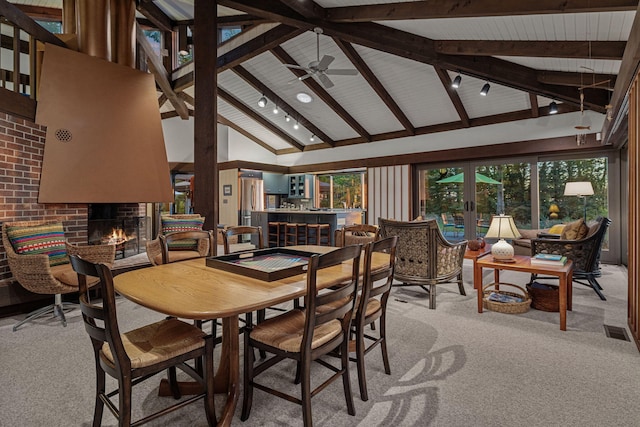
[251,210,365,246]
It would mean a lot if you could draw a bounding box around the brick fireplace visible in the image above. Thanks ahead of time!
[88,203,150,259]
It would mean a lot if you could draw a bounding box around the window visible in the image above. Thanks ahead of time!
[220,26,242,43]
[317,171,366,209]
[36,20,62,34]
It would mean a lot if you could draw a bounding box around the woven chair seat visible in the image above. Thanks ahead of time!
[51,264,100,289]
[250,310,342,353]
[317,296,380,320]
[101,318,206,369]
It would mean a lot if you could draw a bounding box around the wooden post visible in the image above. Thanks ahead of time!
[194,0,218,245]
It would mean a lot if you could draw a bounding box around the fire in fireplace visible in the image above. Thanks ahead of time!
[87,203,148,258]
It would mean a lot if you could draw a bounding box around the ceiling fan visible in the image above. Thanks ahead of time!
[284,27,358,89]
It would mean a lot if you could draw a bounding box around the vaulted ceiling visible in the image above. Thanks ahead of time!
[12,1,639,155]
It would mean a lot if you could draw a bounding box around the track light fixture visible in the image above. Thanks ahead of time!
[273,104,279,114]
[452,74,461,89]
[293,121,300,130]
[549,101,558,115]
[310,134,315,142]
[285,115,291,122]
[480,82,490,96]
[257,95,267,108]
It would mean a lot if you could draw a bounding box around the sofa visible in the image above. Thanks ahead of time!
[513,223,567,256]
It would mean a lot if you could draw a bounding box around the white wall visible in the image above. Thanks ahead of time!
[161,117,230,163]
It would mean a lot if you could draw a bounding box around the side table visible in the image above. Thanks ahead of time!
[474,255,573,331]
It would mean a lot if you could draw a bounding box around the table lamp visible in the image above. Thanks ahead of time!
[564,181,594,220]
[485,214,521,262]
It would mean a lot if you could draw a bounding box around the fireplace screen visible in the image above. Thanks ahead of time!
[88,217,147,258]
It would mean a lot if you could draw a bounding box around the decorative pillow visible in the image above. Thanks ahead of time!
[6,222,69,266]
[161,216,204,251]
[548,224,566,235]
[560,218,589,240]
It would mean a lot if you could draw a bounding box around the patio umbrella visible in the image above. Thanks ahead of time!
[436,172,501,185]
[436,172,504,214]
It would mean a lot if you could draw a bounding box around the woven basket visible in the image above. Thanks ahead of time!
[482,282,531,314]
[526,282,559,312]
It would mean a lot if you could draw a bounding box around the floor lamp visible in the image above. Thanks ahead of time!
[564,181,594,220]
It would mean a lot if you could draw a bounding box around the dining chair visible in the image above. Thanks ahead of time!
[336,223,380,247]
[159,229,215,265]
[352,236,398,401]
[70,255,217,427]
[222,225,263,254]
[241,244,362,427]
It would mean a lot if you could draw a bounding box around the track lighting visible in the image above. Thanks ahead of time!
[257,95,267,108]
[310,134,315,142]
[480,82,490,96]
[293,121,299,130]
[285,115,291,122]
[549,101,558,115]
[452,74,461,89]
[273,104,279,114]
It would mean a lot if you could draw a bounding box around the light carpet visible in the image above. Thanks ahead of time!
[1,261,638,426]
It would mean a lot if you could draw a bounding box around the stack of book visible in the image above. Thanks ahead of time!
[530,253,567,266]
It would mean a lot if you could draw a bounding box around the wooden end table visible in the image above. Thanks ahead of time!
[474,255,574,331]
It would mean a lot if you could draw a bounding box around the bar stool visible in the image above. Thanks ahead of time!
[268,222,281,247]
[306,223,331,246]
[285,223,307,246]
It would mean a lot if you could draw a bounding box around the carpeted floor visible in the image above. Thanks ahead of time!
[1,261,638,426]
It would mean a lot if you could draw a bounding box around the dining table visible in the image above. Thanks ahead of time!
[112,245,388,426]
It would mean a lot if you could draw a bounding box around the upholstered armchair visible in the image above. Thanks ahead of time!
[378,217,467,309]
[530,216,612,300]
[2,219,115,331]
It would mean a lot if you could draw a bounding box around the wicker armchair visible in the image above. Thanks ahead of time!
[2,219,115,331]
[378,217,468,309]
[145,214,212,265]
[531,216,612,300]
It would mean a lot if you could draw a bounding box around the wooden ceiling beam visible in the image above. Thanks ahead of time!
[325,0,638,22]
[173,24,304,92]
[136,0,174,32]
[436,40,626,60]
[136,25,189,119]
[218,87,306,151]
[334,38,415,135]
[279,0,325,19]
[232,65,335,146]
[529,93,540,118]
[271,45,372,141]
[537,71,617,88]
[13,4,61,21]
[434,66,470,127]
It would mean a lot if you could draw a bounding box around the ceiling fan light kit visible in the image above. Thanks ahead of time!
[284,27,358,89]
[296,92,313,103]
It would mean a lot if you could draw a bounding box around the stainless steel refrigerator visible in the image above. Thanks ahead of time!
[239,171,264,226]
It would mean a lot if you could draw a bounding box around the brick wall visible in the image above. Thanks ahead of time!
[0,113,88,283]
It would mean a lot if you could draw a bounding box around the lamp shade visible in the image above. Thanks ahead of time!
[485,215,521,239]
[564,181,594,196]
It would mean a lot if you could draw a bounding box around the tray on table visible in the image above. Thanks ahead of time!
[206,247,319,282]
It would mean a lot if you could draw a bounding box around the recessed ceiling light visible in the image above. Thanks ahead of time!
[296,92,313,103]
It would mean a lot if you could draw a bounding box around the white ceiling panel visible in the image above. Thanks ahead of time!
[454,74,530,119]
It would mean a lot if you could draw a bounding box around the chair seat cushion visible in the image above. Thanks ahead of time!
[51,263,100,288]
[151,249,202,265]
[250,309,342,353]
[101,318,205,369]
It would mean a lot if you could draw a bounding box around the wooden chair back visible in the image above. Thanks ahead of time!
[159,229,214,264]
[339,224,380,247]
[223,226,264,254]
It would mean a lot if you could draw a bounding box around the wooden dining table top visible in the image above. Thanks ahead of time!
[113,245,388,321]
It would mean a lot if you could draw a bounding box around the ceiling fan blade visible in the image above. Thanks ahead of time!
[284,64,309,71]
[318,73,334,89]
[325,69,358,76]
[317,55,334,70]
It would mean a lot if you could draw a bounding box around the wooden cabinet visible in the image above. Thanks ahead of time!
[263,172,288,194]
[288,174,314,198]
